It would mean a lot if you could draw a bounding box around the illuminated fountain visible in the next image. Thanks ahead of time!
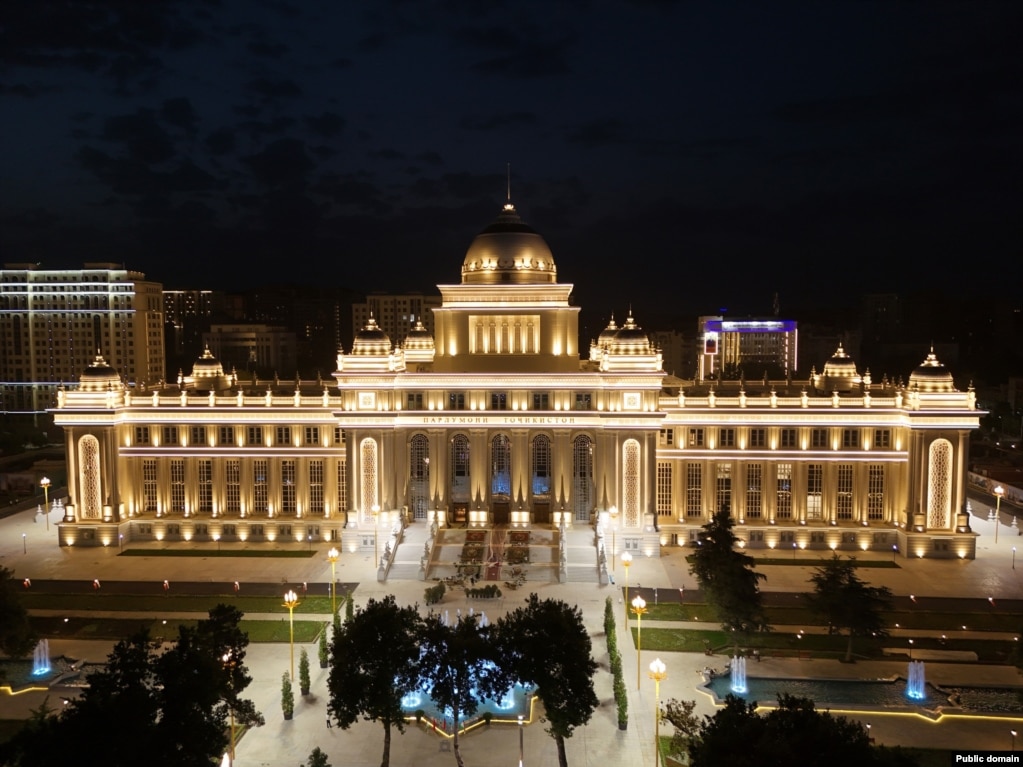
[906,660,926,700]
[32,639,51,676]
[400,660,532,726]
[730,655,747,694]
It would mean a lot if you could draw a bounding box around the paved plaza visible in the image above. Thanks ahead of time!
[2,496,1022,765]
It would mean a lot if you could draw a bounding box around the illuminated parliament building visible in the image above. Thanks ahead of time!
[51,202,983,565]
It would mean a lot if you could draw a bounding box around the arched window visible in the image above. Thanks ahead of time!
[78,435,102,520]
[927,438,952,529]
[360,438,378,521]
[491,434,511,498]
[409,434,430,520]
[531,435,551,497]
[572,435,593,521]
[450,434,470,502]
[623,439,640,527]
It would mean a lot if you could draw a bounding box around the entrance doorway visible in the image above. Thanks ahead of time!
[493,501,510,525]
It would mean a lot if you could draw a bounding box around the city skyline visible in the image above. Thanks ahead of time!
[2,1,1020,316]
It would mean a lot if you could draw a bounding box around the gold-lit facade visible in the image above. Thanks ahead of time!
[51,204,983,561]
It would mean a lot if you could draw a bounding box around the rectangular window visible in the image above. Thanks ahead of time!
[282,460,296,514]
[247,426,263,446]
[842,429,859,449]
[532,392,549,410]
[198,460,213,513]
[656,462,673,517]
[780,428,797,448]
[304,426,320,446]
[688,428,704,447]
[836,463,853,520]
[686,463,702,516]
[135,426,150,445]
[309,460,324,515]
[170,459,185,513]
[226,460,240,514]
[746,463,762,518]
[659,428,674,447]
[719,428,736,448]
[491,392,508,410]
[806,463,823,520]
[749,428,766,448]
[716,463,732,514]
[219,426,235,446]
[776,463,792,519]
[868,464,884,520]
[276,426,292,446]
[406,392,424,410]
[811,429,828,448]
[334,427,345,445]
[874,429,891,449]
[143,459,158,512]
[163,426,179,446]
[449,393,466,410]
[253,459,268,513]
[574,393,592,410]
[191,426,207,446]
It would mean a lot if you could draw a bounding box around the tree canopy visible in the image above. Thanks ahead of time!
[805,555,893,661]
[689,694,919,767]
[0,604,261,767]
[419,612,509,767]
[497,594,599,767]
[0,565,36,665]
[327,595,424,767]
[688,510,769,648]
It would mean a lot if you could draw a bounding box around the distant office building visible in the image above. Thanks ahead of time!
[163,289,229,380]
[353,293,440,348]
[698,316,797,380]
[202,324,296,379]
[649,329,685,378]
[0,263,164,413]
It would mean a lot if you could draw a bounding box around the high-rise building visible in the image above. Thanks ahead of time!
[51,204,983,560]
[698,316,798,380]
[1,263,164,413]
[353,293,440,349]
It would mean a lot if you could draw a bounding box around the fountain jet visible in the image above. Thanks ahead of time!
[906,660,926,700]
[730,655,747,694]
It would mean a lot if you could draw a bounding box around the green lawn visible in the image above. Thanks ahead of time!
[28,615,327,643]
[631,626,1019,664]
[119,549,316,558]
[21,593,337,615]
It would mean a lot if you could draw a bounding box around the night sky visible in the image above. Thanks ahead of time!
[2,1,1020,321]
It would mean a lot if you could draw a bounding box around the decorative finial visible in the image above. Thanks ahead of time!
[506,162,511,202]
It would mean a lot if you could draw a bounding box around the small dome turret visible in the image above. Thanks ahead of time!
[79,354,122,392]
[351,316,392,355]
[909,348,956,393]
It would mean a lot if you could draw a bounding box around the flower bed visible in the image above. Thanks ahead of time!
[509,531,530,544]
[505,546,529,566]
[460,543,484,562]
[466,531,487,542]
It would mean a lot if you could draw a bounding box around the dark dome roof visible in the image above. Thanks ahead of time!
[351,316,391,354]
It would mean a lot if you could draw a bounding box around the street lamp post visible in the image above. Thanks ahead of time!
[648,658,667,764]
[632,595,647,690]
[518,713,525,767]
[995,486,1005,544]
[40,477,51,531]
[283,589,300,680]
[1014,547,1017,570]
[371,504,381,567]
[327,547,340,616]
[1012,729,1017,751]
[222,651,236,767]
[621,552,632,627]
[609,506,618,571]
[22,534,26,554]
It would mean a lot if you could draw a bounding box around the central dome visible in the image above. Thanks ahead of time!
[461,203,557,284]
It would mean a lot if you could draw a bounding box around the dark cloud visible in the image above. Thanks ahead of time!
[101,110,176,164]
[414,151,443,166]
[246,77,303,100]
[459,112,537,131]
[237,116,296,141]
[206,128,237,156]
[565,119,629,147]
[304,112,346,138]
[329,57,354,69]
[243,138,314,187]
[77,147,218,197]
[247,41,290,59]
[369,148,405,161]
[470,41,572,78]
[161,97,199,134]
